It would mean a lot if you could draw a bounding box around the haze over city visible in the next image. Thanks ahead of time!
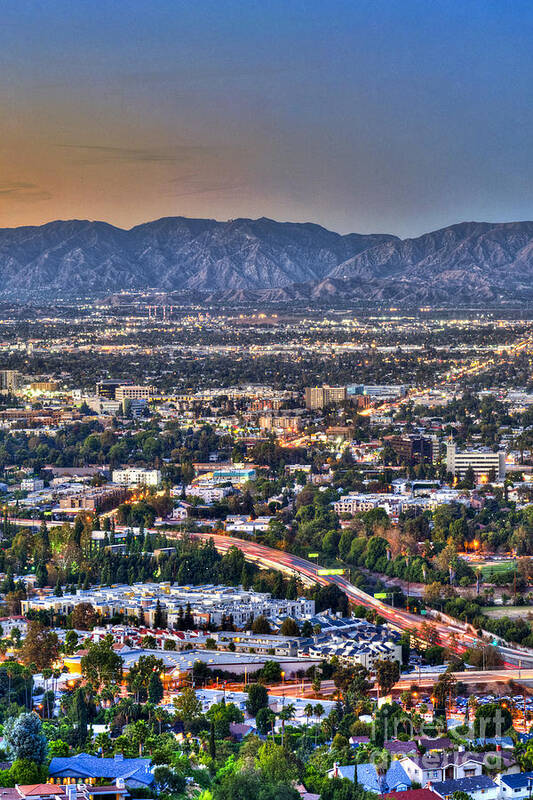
[1,5,533,800]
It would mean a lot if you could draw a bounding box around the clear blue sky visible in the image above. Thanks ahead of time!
[1,0,532,235]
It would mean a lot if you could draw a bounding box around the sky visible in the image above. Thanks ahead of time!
[1,0,532,237]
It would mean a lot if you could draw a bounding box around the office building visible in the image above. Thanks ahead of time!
[385,434,438,465]
[446,442,506,481]
[96,379,132,400]
[115,385,155,401]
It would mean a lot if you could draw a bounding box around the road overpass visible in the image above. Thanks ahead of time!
[9,516,533,669]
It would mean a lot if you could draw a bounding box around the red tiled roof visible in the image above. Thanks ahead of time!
[17,786,65,797]
[383,791,442,800]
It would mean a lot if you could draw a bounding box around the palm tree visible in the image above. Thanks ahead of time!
[304,703,314,731]
[154,706,167,735]
[314,703,324,745]
[279,702,295,747]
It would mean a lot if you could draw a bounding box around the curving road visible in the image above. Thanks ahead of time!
[10,517,533,668]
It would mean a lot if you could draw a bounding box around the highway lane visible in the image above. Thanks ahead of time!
[9,517,533,668]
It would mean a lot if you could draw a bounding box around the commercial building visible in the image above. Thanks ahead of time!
[385,434,438,465]
[96,379,132,400]
[112,468,161,487]
[446,442,506,481]
[30,381,60,392]
[115,385,154,401]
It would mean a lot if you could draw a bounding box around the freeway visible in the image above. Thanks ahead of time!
[9,516,533,668]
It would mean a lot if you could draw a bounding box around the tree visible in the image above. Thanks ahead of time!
[127,655,164,702]
[256,740,299,785]
[256,706,275,736]
[246,683,269,716]
[81,636,122,691]
[154,599,166,629]
[153,766,186,795]
[70,602,98,631]
[474,702,513,738]
[4,713,47,763]
[148,671,164,704]
[212,770,299,800]
[173,687,202,723]
[251,615,272,634]
[280,618,300,636]
[20,622,59,671]
[432,672,457,720]
[259,660,282,684]
[64,630,79,655]
[8,759,47,785]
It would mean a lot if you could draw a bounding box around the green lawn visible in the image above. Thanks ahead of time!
[471,560,515,577]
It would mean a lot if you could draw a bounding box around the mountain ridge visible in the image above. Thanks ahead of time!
[1,216,533,304]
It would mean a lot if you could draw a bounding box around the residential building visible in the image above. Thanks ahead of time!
[21,583,315,629]
[498,771,533,800]
[112,467,161,487]
[431,775,498,800]
[400,753,483,785]
[58,485,127,512]
[305,385,347,410]
[0,370,21,393]
[21,477,45,492]
[328,762,411,793]
[48,754,154,789]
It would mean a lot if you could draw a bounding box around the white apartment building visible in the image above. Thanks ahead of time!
[21,477,45,492]
[21,583,315,629]
[185,482,232,503]
[334,492,428,521]
[112,468,161,487]
[446,442,506,481]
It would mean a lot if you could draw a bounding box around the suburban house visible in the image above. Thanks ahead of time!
[401,752,484,785]
[431,775,499,800]
[48,755,154,789]
[498,772,533,800]
[328,762,411,793]
[0,785,129,800]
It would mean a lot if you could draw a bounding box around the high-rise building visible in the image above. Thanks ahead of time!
[446,442,506,481]
[0,370,21,393]
[385,434,438,465]
[305,385,347,410]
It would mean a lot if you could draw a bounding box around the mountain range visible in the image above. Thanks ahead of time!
[1,216,533,304]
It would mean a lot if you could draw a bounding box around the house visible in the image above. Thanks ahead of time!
[385,740,419,757]
[48,754,154,789]
[7,785,128,800]
[229,722,255,741]
[401,752,483,785]
[328,762,411,793]
[431,775,499,800]
[498,771,533,800]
